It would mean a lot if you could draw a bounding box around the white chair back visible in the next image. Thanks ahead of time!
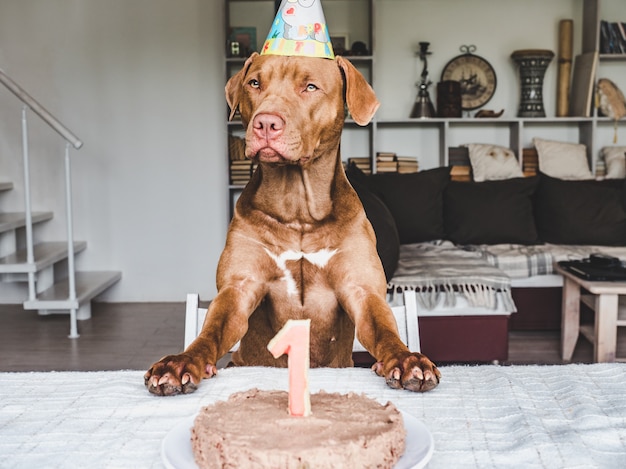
[183,291,420,352]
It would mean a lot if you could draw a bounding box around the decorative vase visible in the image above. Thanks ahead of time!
[511,49,555,118]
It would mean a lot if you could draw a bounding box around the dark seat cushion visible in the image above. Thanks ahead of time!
[444,176,540,245]
[349,166,450,244]
[345,163,400,281]
[534,174,626,246]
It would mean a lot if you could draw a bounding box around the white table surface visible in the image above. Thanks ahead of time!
[1,364,626,468]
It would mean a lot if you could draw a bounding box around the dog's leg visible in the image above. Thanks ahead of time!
[340,287,440,392]
[144,274,267,396]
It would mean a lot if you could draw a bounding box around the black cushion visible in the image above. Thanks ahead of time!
[534,174,626,246]
[345,164,400,280]
[444,177,540,245]
[353,166,450,244]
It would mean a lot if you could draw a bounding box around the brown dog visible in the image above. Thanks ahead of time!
[145,53,440,396]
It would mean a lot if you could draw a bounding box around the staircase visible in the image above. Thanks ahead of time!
[0,68,121,338]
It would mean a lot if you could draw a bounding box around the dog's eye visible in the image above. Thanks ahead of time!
[306,84,318,92]
[248,79,260,89]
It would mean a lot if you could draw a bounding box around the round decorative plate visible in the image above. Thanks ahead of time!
[441,45,497,111]
[162,410,434,469]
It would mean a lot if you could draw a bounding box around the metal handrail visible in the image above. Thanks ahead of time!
[0,68,83,149]
[1,67,83,338]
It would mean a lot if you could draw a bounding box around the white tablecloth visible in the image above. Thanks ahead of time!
[1,364,626,468]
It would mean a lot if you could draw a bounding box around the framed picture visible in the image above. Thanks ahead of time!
[330,34,349,54]
[228,27,257,57]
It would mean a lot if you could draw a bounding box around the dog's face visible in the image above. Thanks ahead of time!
[226,54,379,166]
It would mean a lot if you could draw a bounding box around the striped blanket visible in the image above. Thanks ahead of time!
[470,243,626,278]
[387,241,626,312]
[388,241,515,311]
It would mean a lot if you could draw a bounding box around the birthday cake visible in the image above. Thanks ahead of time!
[191,388,406,469]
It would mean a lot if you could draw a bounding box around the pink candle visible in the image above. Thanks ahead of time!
[267,319,311,417]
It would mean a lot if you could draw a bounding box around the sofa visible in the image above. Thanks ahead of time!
[345,146,626,364]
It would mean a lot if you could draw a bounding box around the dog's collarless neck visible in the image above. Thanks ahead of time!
[249,151,340,223]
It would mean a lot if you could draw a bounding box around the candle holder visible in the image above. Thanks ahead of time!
[410,42,436,118]
[511,49,555,118]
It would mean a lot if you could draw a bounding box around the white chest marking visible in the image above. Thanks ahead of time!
[264,248,338,296]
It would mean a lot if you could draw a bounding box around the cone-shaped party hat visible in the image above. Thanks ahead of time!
[261,0,335,59]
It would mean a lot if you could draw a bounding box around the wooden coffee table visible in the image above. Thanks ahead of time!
[556,264,626,363]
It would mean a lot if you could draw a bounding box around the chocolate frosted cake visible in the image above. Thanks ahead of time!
[191,388,406,469]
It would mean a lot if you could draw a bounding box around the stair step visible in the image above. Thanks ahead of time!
[0,241,87,273]
[23,270,122,310]
[0,182,14,192]
[0,211,53,234]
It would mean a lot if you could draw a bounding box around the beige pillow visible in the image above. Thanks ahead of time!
[465,143,524,182]
[602,146,626,179]
[533,137,593,180]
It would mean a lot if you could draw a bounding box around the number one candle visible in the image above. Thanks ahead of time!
[267,319,311,417]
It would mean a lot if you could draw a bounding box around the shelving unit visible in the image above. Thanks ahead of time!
[583,0,626,163]
[376,117,598,168]
[373,0,625,174]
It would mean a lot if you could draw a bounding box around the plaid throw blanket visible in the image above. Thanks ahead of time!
[388,241,515,311]
[469,243,626,278]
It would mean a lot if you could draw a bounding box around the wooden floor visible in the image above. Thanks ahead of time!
[2,302,623,372]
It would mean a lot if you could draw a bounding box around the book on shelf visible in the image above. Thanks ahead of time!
[595,159,606,179]
[228,134,246,161]
[376,160,398,172]
[569,51,598,117]
[613,22,626,53]
[600,20,626,54]
[230,161,252,168]
[522,148,539,177]
[348,157,372,174]
[450,165,471,182]
[448,147,470,167]
[396,156,419,173]
[229,157,254,185]
[375,151,397,162]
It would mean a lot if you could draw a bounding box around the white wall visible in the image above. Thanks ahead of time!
[0,0,624,302]
[0,0,227,302]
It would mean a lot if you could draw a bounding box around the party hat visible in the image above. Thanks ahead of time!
[261,0,335,59]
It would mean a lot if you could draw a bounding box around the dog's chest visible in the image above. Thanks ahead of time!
[264,247,337,298]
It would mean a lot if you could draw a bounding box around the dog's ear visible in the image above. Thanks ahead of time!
[336,56,380,126]
[225,52,259,121]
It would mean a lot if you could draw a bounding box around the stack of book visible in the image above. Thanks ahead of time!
[448,147,472,181]
[376,152,398,173]
[230,160,255,185]
[450,165,471,182]
[229,134,245,160]
[595,158,607,179]
[396,156,419,173]
[600,20,626,54]
[229,135,253,186]
[522,148,539,177]
[348,157,372,174]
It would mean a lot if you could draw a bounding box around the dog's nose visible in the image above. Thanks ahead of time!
[252,113,285,141]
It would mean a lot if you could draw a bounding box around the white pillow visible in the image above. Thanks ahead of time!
[533,137,594,180]
[601,146,626,179]
[465,143,524,182]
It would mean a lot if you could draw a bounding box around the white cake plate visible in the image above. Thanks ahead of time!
[162,410,434,469]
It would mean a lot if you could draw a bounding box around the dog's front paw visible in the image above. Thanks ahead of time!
[372,352,440,392]
[144,354,216,396]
